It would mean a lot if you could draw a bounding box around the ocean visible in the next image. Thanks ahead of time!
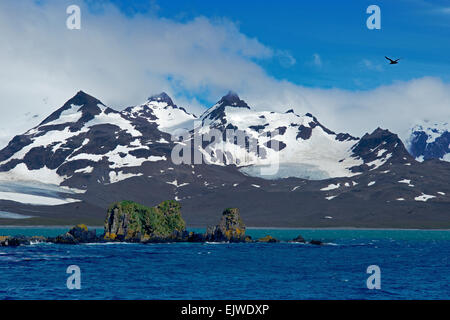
[0,228,449,300]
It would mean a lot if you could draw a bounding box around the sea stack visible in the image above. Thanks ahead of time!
[103,200,187,242]
[205,208,249,242]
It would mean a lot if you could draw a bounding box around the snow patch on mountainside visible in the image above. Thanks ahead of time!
[44,104,83,126]
[0,91,423,191]
[109,171,143,183]
[0,163,65,185]
[0,191,80,206]
[240,163,330,180]
[150,101,197,133]
[196,95,363,179]
[0,127,89,166]
[124,94,197,134]
[90,109,142,137]
[0,177,82,206]
[414,193,436,202]
[406,120,449,162]
[69,145,166,169]
[321,183,340,191]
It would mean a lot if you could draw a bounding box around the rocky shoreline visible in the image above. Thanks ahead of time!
[0,200,323,247]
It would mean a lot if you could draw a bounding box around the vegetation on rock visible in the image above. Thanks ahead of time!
[205,208,247,242]
[1,203,325,246]
[104,200,186,241]
[258,235,279,243]
[52,224,97,244]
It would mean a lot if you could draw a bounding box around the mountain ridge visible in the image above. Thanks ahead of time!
[0,90,448,228]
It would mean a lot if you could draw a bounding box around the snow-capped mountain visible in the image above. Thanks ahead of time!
[0,90,448,228]
[0,91,171,190]
[123,92,197,134]
[0,90,415,188]
[406,121,450,162]
[193,91,410,179]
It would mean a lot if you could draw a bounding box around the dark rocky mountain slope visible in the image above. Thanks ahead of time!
[0,91,448,228]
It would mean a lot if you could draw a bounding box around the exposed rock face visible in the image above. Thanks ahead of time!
[291,235,306,243]
[258,235,279,243]
[408,122,450,161]
[0,236,16,246]
[200,91,251,126]
[0,90,173,189]
[350,128,414,173]
[69,224,96,241]
[0,235,46,246]
[52,224,97,244]
[1,91,449,230]
[0,210,326,246]
[205,208,247,242]
[104,200,186,242]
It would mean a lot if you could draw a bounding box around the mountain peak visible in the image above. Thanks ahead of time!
[71,90,101,104]
[148,92,175,106]
[39,91,105,126]
[224,90,239,99]
[65,91,106,112]
[217,91,250,109]
[75,90,88,97]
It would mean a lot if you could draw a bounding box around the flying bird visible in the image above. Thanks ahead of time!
[385,56,400,64]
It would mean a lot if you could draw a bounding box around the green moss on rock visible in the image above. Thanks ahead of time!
[205,208,247,242]
[104,200,186,241]
[258,235,279,243]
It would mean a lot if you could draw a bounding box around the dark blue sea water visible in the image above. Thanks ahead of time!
[0,228,449,300]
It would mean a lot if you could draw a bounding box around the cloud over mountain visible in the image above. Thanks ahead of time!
[0,0,449,150]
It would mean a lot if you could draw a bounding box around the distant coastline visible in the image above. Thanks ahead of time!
[1,225,450,231]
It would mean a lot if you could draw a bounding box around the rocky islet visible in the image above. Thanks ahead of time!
[0,201,324,246]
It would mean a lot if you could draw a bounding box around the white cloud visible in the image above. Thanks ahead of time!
[0,0,449,150]
[312,53,322,67]
[0,0,274,145]
[240,77,450,141]
[361,59,383,72]
[276,50,297,68]
[431,6,450,15]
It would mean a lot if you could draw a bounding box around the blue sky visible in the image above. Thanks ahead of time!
[88,0,450,90]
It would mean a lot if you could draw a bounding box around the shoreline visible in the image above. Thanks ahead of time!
[1,225,449,231]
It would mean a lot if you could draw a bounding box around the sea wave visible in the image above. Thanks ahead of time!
[82,242,138,246]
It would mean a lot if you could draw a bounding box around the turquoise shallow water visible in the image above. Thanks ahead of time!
[0,228,449,300]
[2,227,449,241]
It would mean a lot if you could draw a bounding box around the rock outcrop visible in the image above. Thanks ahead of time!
[0,225,97,246]
[291,235,306,243]
[103,200,186,242]
[0,203,328,246]
[1,235,47,246]
[50,224,97,244]
[205,208,248,242]
[258,235,279,243]
[0,236,16,246]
